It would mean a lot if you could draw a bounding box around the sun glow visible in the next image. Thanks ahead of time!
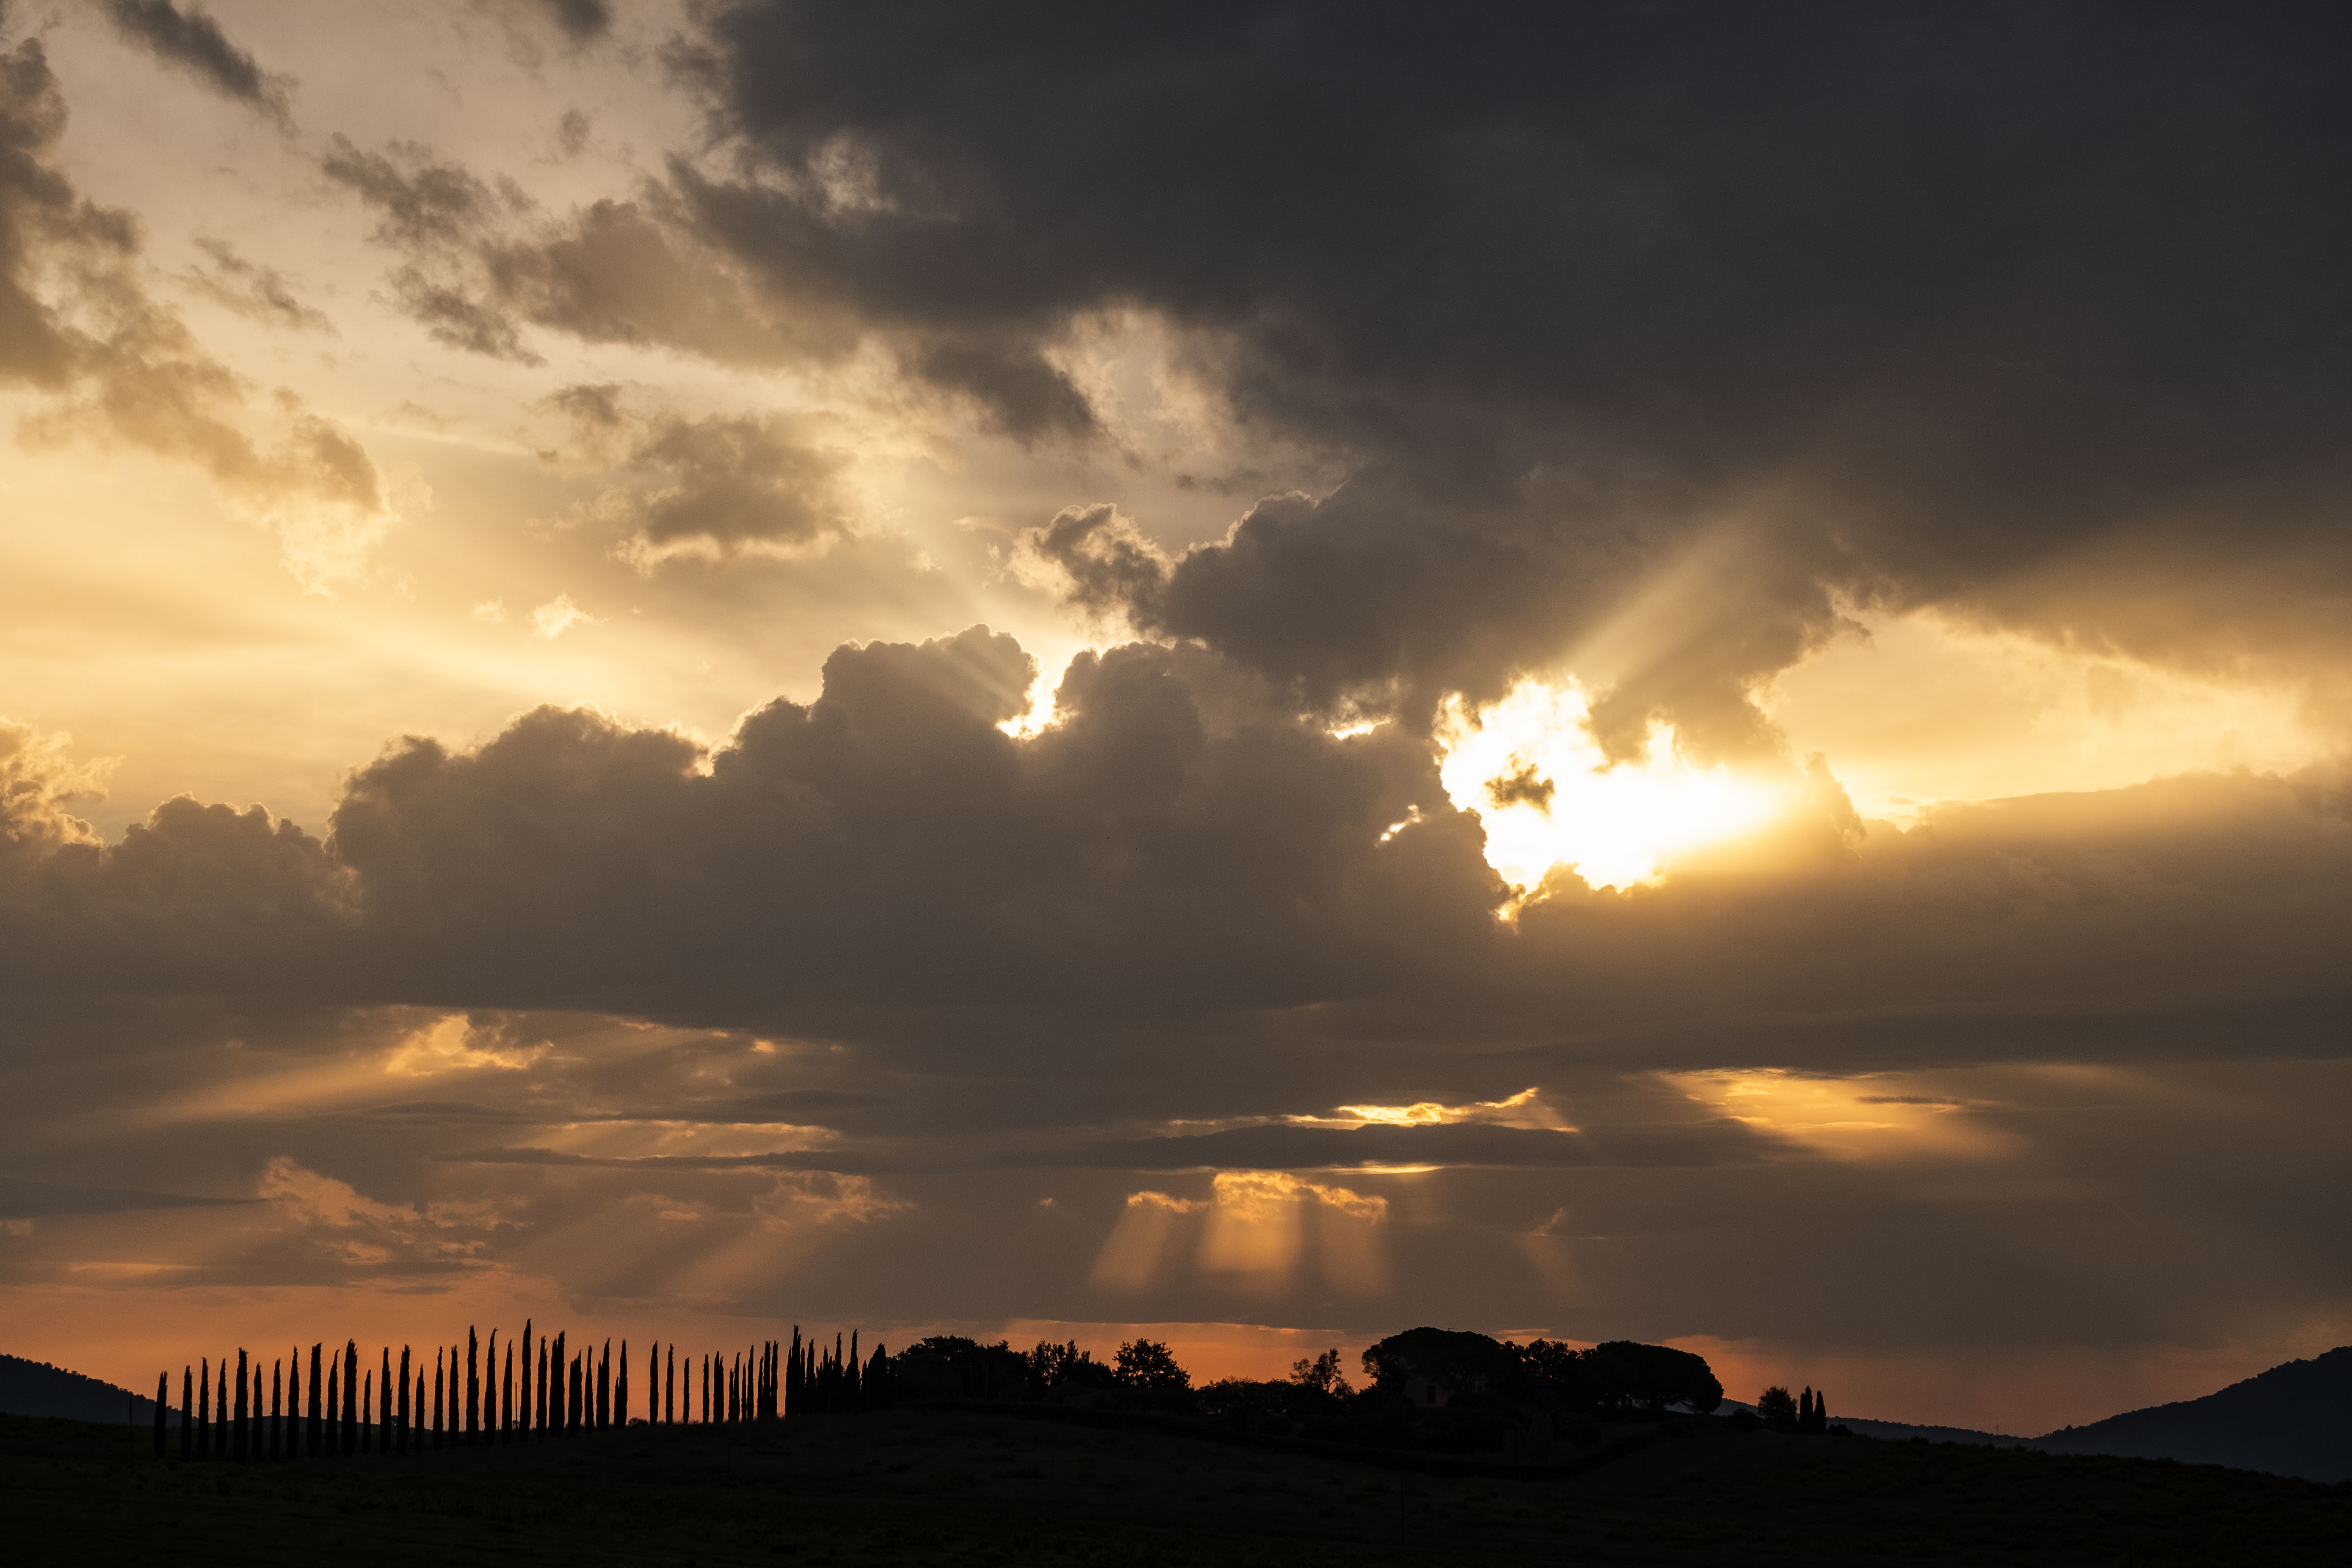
[1435,680,1785,893]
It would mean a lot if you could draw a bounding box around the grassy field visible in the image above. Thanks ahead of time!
[7,1406,2347,1566]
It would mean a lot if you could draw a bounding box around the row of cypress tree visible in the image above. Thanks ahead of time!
[152,1324,873,1459]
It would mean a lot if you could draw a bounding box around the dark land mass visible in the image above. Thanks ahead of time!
[2032,1346,2352,1482]
[7,1404,2348,1566]
[0,1353,165,1425]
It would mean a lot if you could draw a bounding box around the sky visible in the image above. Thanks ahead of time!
[2,0,2348,1436]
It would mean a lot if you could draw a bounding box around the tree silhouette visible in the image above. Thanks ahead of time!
[665,1343,675,1424]
[343,1339,358,1456]
[519,1320,532,1439]
[324,1348,338,1456]
[307,1343,322,1458]
[1114,1339,1191,1396]
[154,1372,167,1458]
[234,1348,249,1463]
[1291,1349,1353,1397]
[270,1358,282,1461]
[1757,1385,1797,1426]
[432,1347,445,1451]
[396,1347,410,1454]
[598,1339,612,1430]
[362,1370,373,1456]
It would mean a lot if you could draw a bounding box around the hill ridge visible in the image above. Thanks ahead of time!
[2028,1345,2351,1481]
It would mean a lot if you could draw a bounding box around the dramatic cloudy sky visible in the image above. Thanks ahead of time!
[3,0,2348,1432]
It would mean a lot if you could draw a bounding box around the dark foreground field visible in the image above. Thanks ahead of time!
[7,1407,2347,1566]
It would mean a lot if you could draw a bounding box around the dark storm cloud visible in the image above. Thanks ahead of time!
[0,1179,254,1219]
[102,0,292,127]
[909,337,1097,443]
[501,0,611,45]
[622,1,2352,743]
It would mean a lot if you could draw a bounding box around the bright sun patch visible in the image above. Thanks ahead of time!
[1435,679,1784,893]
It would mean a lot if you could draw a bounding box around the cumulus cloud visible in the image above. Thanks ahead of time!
[0,718,109,858]
[598,412,853,566]
[528,593,596,638]
[7,627,2347,1080]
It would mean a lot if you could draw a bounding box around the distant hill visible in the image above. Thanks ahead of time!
[2032,1347,2352,1481]
[0,1354,164,1425]
[1828,1413,2032,1448]
[1710,1399,2030,1448]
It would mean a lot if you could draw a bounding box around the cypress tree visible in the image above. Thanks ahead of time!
[617,1341,630,1427]
[598,1340,612,1430]
[198,1357,211,1461]
[180,1367,192,1459]
[270,1359,281,1461]
[701,1353,710,1424]
[362,1371,373,1456]
[343,1339,359,1456]
[253,1364,263,1456]
[154,1372,168,1458]
[233,1349,248,1462]
[379,1347,391,1453]
[788,1328,800,1419]
[307,1343,322,1458]
[568,1352,581,1434]
[666,1343,675,1424]
[323,1349,338,1455]
[466,1327,479,1444]
[487,1330,499,1441]
[552,1332,567,1431]
[519,1320,532,1438]
[414,1369,424,1453]
[432,1347,445,1451]
[536,1338,548,1435]
[397,1347,410,1454]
